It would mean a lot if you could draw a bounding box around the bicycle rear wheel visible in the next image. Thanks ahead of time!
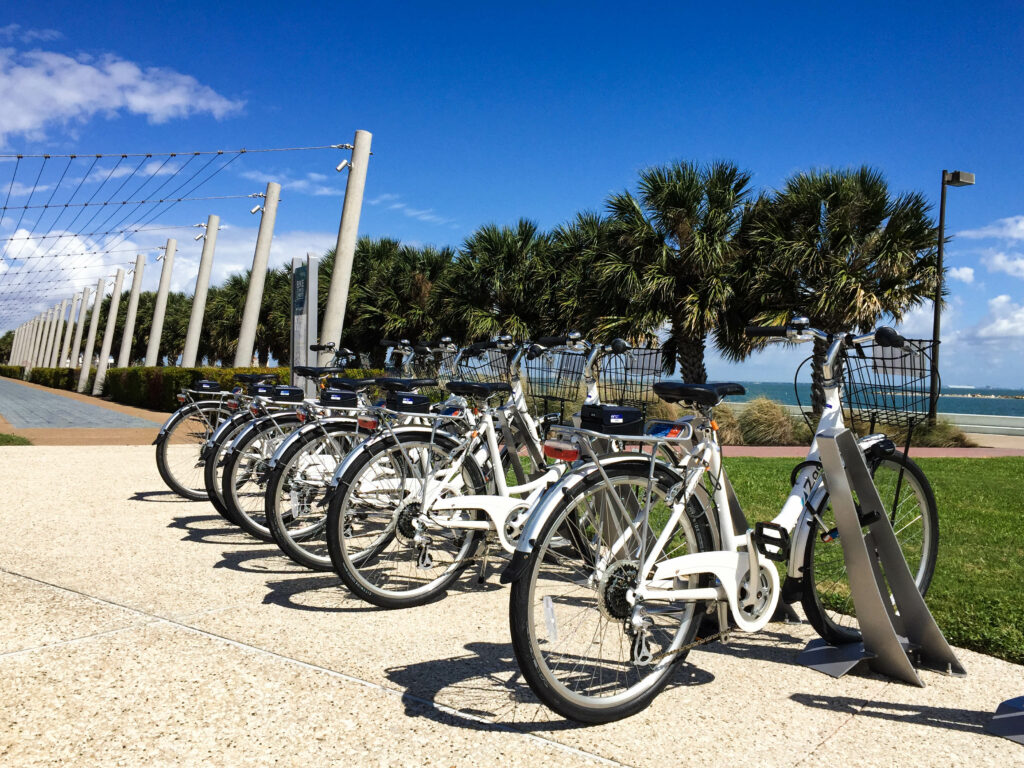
[509,461,714,723]
[800,450,938,645]
[156,402,231,500]
[265,423,360,570]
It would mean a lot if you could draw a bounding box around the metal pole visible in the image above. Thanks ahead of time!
[48,299,68,367]
[77,277,106,393]
[28,315,46,371]
[39,307,56,367]
[234,183,281,367]
[25,317,40,371]
[318,129,372,365]
[181,215,219,368]
[145,239,176,366]
[928,170,948,425]
[92,268,125,395]
[60,292,82,367]
[117,255,146,368]
[70,286,91,369]
[304,253,319,397]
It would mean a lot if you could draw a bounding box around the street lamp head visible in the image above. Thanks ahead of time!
[945,170,975,187]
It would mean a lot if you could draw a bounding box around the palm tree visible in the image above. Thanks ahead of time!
[548,211,618,337]
[433,220,554,341]
[737,166,938,412]
[596,160,753,382]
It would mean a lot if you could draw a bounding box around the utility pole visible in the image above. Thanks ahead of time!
[234,183,281,367]
[92,268,125,395]
[318,130,372,365]
[145,239,176,366]
[181,215,219,368]
[60,292,82,367]
[27,315,45,372]
[117,255,146,368]
[70,286,91,369]
[39,306,56,368]
[77,277,106,393]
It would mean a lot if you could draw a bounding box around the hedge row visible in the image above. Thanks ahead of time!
[101,366,386,411]
[29,367,97,393]
[0,365,22,379]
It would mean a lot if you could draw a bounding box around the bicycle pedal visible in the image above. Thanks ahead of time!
[753,522,790,562]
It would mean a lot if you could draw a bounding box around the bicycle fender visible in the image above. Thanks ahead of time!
[501,455,690,585]
[326,425,465,492]
[223,412,303,458]
[265,417,359,471]
[154,400,227,443]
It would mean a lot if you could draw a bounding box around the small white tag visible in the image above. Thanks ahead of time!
[610,414,623,423]
[543,595,558,642]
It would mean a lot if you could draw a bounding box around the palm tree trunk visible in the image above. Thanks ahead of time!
[810,336,828,417]
[676,335,708,384]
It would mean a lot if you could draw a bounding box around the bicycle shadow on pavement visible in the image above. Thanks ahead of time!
[261,574,380,613]
[791,693,992,735]
[167,513,266,545]
[384,640,715,733]
[213,546,306,575]
[694,624,810,667]
[129,490,186,503]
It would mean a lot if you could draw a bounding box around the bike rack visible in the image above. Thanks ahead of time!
[987,697,1024,745]
[797,427,965,685]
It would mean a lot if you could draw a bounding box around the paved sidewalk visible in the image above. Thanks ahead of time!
[0,445,1020,767]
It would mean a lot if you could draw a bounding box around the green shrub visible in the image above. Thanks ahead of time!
[714,403,744,446]
[0,365,24,380]
[25,367,96,392]
[846,417,976,448]
[738,397,800,446]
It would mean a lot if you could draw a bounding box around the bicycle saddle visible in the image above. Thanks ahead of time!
[232,373,279,384]
[374,377,438,392]
[326,377,377,391]
[445,381,512,399]
[653,381,745,407]
[292,365,347,378]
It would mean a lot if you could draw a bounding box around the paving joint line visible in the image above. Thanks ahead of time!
[0,567,626,768]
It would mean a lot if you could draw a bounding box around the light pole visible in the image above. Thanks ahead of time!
[929,169,975,423]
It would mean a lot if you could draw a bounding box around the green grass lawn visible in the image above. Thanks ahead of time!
[724,456,1024,664]
[0,433,31,446]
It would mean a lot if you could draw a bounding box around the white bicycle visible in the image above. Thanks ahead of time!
[504,319,938,722]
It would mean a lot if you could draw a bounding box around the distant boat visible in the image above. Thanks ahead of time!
[948,385,976,389]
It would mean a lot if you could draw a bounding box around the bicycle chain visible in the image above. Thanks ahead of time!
[647,628,727,664]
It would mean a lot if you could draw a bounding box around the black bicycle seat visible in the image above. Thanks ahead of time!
[653,381,745,407]
[374,377,438,392]
[292,366,347,379]
[445,381,512,399]
[232,373,279,384]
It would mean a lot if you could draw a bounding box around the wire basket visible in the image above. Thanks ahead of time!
[841,339,935,430]
[452,347,513,384]
[598,348,666,409]
[381,349,447,401]
[523,348,587,401]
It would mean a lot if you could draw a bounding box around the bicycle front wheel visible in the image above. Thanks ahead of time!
[509,461,714,723]
[801,450,938,645]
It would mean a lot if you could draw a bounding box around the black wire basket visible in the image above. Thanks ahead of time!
[523,348,587,401]
[452,347,513,384]
[598,348,666,409]
[841,339,936,431]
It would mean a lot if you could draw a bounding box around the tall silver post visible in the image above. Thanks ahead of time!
[145,239,176,366]
[71,286,91,369]
[48,299,68,367]
[92,268,125,395]
[117,255,146,368]
[318,129,372,365]
[77,277,106,393]
[27,315,45,371]
[60,292,82,367]
[181,215,219,368]
[38,307,56,367]
[234,183,281,367]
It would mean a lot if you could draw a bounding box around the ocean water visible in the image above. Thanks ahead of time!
[732,382,1024,418]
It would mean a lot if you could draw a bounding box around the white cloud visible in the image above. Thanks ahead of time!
[948,266,974,284]
[958,215,1024,241]
[0,24,62,44]
[984,251,1024,279]
[367,193,399,206]
[0,47,243,146]
[976,295,1024,338]
[380,196,455,225]
[238,169,344,197]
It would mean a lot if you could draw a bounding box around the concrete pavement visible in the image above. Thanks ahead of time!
[0,444,1021,767]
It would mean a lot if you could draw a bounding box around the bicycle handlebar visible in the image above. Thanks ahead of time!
[608,338,631,355]
[745,325,788,338]
[309,342,335,352]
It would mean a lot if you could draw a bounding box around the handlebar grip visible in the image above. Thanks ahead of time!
[413,344,433,355]
[309,343,334,352]
[745,326,788,338]
[875,326,906,348]
[526,343,545,361]
[536,335,568,347]
[609,338,631,355]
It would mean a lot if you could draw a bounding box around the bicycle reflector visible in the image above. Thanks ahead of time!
[249,404,262,417]
[543,438,579,462]
[176,393,187,404]
[296,406,308,424]
[357,416,379,431]
[226,399,239,411]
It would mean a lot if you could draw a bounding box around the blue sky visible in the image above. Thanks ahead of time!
[2,2,1023,385]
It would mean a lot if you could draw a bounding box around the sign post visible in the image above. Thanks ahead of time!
[291,254,319,396]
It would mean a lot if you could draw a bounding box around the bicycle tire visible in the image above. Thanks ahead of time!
[202,411,254,523]
[155,402,232,500]
[800,450,938,645]
[265,421,361,570]
[221,414,303,540]
[326,431,488,609]
[509,460,714,723]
